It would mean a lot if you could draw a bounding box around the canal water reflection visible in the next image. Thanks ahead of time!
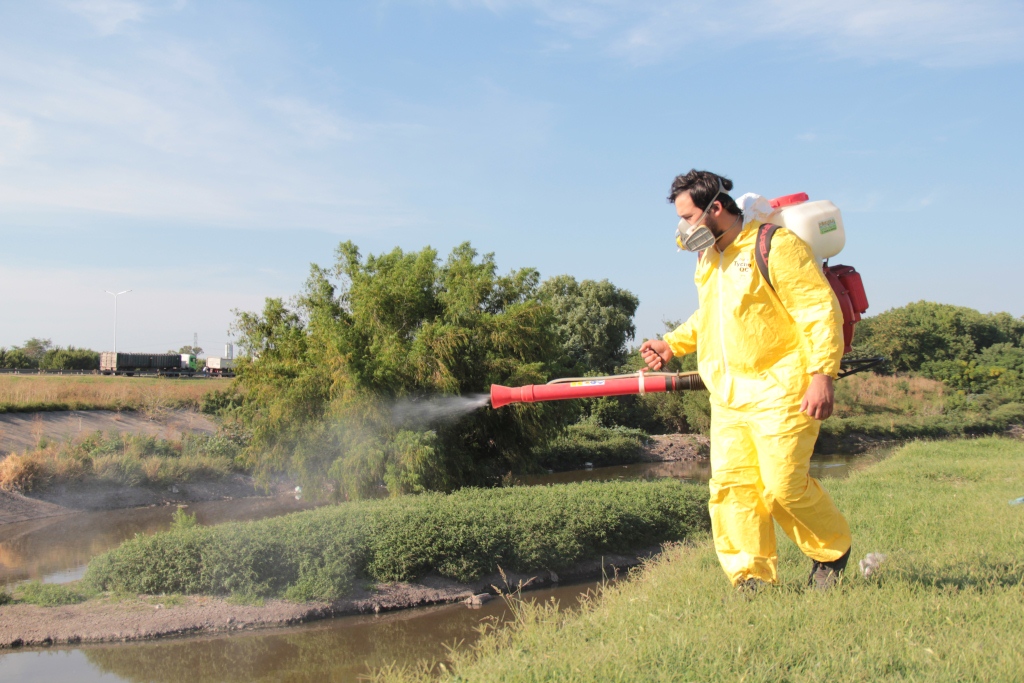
[0,580,602,682]
[0,496,312,587]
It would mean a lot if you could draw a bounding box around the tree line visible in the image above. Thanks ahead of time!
[0,338,99,371]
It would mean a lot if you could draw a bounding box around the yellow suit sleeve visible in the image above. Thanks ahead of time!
[767,230,844,378]
[663,309,699,357]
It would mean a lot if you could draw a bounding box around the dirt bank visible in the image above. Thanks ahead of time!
[640,434,710,462]
[0,409,217,455]
[0,551,654,649]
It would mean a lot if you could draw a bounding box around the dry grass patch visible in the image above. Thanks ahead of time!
[0,431,239,492]
[834,373,946,418]
[0,375,228,413]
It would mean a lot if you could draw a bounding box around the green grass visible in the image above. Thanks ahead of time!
[374,437,1024,682]
[84,479,710,601]
[13,580,90,606]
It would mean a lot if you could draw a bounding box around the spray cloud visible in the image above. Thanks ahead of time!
[390,394,490,428]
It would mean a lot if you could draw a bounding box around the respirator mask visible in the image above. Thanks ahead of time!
[675,179,726,252]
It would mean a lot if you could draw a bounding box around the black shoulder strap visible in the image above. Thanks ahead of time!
[755,223,782,291]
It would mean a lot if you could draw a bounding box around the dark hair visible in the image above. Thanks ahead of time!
[667,169,741,216]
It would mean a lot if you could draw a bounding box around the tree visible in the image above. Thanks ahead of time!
[0,348,37,369]
[20,338,52,361]
[173,345,204,356]
[39,347,100,371]
[232,241,561,500]
[538,275,639,376]
[854,301,1024,372]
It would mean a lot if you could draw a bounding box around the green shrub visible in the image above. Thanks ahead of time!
[39,347,100,371]
[0,588,11,605]
[200,387,245,415]
[991,402,1024,426]
[534,422,651,471]
[85,480,709,600]
[16,581,88,606]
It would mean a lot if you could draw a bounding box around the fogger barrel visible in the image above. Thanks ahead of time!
[490,372,706,409]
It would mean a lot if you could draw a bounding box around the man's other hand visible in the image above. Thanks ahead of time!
[640,339,673,371]
[801,374,835,420]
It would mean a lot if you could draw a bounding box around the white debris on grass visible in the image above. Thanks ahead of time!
[859,552,887,578]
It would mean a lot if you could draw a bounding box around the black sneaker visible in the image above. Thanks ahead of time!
[809,548,851,591]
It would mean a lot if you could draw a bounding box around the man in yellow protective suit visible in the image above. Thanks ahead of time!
[640,169,852,591]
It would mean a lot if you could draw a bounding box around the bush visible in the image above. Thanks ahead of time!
[232,242,564,500]
[534,422,651,471]
[16,581,88,606]
[85,479,710,600]
[855,301,1024,373]
[39,347,100,371]
[200,387,245,415]
[0,348,37,370]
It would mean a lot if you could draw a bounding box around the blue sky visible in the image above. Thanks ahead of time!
[1,0,1022,354]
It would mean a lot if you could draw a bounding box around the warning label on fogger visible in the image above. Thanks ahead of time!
[570,380,606,387]
[818,218,838,234]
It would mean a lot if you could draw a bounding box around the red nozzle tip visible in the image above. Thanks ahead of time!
[490,384,512,409]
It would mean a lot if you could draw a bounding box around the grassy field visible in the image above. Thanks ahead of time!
[0,374,229,413]
[84,479,710,601]
[375,437,1024,682]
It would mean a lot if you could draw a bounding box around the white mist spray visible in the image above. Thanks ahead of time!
[390,394,491,427]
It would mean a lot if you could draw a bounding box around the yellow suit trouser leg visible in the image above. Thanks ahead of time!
[709,402,852,585]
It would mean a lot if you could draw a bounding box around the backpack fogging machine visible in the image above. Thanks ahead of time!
[489,371,707,409]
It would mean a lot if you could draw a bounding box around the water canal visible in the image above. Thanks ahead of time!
[0,449,887,681]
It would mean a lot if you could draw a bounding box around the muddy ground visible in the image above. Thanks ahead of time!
[0,551,654,648]
[640,433,710,462]
[0,409,217,455]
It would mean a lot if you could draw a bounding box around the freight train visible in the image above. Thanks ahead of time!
[99,352,236,377]
[99,352,199,377]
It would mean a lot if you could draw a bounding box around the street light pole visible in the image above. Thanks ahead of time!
[104,289,132,355]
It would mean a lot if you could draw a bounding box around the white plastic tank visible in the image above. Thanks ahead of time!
[767,193,845,261]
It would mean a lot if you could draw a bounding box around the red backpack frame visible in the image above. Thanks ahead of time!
[753,223,870,357]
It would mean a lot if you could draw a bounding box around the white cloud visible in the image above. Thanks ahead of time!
[441,0,1024,67]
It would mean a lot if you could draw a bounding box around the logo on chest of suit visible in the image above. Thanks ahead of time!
[733,256,751,274]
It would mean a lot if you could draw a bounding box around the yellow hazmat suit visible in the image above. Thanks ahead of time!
[664,219,851,585]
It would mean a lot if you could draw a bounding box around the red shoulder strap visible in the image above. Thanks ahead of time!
[755,223,782,291]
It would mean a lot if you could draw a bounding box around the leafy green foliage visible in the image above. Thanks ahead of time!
[534,422,650,470]
[0,348,37,369]
[855,301,1024,372]
[15,580,88,606]
[85,480,710,599]
[200,387,245,415]
[232,242,562,499]
[39,347,100,371]
[538,275,639,376]
[20,338,53,361]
